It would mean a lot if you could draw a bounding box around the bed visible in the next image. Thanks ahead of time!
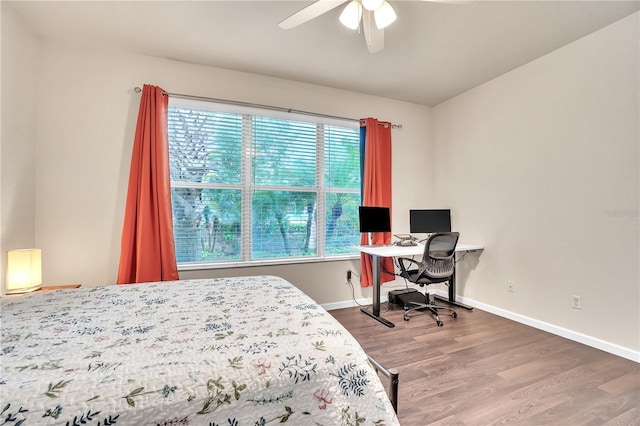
[1,275,399,425]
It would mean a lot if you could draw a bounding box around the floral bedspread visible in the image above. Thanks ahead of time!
[0,275,399,425]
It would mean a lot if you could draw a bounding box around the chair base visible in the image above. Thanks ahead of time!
[402,293,457,326]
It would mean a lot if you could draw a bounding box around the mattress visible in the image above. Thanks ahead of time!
[0,275,399,425]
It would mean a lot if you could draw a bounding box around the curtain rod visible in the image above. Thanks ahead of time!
[133,86,402,129]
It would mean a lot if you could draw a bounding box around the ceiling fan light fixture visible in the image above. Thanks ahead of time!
[374,1,397,29]
[339,0,363,30]
[362,0,384,12]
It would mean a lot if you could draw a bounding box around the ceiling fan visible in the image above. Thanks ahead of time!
[278,0,469,53]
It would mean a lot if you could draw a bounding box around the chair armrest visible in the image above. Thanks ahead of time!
[397,257,420,275]
[397,257,420,266]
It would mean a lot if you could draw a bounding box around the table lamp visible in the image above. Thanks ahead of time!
[6,248,42,294]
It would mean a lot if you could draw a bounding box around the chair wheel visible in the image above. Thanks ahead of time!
[452,312,458,319]
[403,315,409,321]
[437,320,443,327]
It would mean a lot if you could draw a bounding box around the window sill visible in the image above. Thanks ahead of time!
[177,254,360,271]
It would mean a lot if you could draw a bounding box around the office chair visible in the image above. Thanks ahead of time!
[397,232,460,326]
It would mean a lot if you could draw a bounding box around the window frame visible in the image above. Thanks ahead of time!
[168,97,361,270]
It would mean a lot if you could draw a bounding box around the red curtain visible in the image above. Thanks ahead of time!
[117,85,179,284]
[360,117,394,287]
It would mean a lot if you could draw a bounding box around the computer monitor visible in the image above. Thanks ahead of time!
[409,209,451,233]
[358,206,391,233]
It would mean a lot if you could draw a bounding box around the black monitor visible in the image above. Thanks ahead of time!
[358,206,391,233]
[409,209,451,233]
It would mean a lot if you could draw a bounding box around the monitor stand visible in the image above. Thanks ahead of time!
[367,232,384,247]
[362,232,389,247]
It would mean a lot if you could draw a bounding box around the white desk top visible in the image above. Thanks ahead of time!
[355,242,483,257]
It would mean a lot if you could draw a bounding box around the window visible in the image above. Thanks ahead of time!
[167,98,361,267]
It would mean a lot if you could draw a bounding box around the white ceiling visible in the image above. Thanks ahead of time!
[8,0,640,106]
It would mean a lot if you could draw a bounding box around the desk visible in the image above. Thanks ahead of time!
[355,242,483,328]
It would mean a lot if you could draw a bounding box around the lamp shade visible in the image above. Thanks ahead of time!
[374,1,397,29]
[6,249,42,293]
[339,0,362,30]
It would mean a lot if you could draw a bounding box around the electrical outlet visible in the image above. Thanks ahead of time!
[572,295,582,309]
[346,270,352,283]
[507,281,515,293]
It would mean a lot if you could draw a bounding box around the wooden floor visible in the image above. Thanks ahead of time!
[330,302,640,425]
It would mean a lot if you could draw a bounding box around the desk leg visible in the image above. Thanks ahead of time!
[360,254,395,328]
[432,260,474,311]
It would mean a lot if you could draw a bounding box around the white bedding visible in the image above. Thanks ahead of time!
[0,275,399,425]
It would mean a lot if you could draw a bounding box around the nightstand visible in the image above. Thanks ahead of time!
[39,284,81,291]
[5,284,81,295]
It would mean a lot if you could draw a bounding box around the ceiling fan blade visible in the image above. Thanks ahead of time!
[362,10,384,53]
[279,1,348,30]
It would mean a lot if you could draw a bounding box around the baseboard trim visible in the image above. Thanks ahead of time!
[429,290,640,363]
[323,293,639,363]
[321,298,372,311]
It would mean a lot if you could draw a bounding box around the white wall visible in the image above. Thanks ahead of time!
[432,13,639,353]
[0,12,431,301]
[0,4,38,286]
